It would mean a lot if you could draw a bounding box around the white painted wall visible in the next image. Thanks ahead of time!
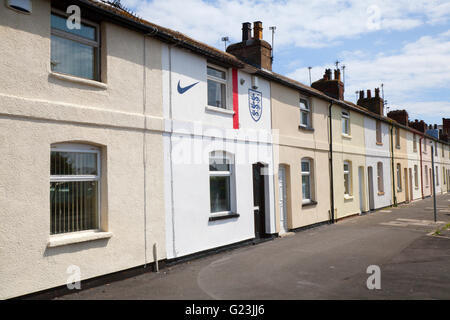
[163,46,275,258]
[406,131,422,200]
[0,2,166,298]
[364,117,392,209]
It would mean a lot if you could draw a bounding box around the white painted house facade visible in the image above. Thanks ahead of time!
[162,46,276,259]
[406,130,423,201]
[364,116,393,210]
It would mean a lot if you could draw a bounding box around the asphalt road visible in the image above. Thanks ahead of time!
[57,193,450,300]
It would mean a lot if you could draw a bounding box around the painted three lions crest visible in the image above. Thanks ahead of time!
[248,89,262,122]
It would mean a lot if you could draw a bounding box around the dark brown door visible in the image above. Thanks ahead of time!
[253,163,267,239]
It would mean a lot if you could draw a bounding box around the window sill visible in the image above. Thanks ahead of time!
[205,105,235,116]
[302,200,317,207]
[376,142,383,146]
[344,195,354,200]
[209,212,240,222]
[378,192,385,196]
[299,125,314,132]
[49,71,108,90]
[342,134,352,139]
[47,230,112,248]
[395,146,401,149]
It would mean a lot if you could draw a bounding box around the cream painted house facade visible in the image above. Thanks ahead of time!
[391,125,410,204]
[271,82,331,233]
[331,105,367,218]
[0,0,169,299]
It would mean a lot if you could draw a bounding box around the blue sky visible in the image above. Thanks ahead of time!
[120,0,450,125]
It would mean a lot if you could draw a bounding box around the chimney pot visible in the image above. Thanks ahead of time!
[375,88,380,98]
[367,90,371,99]
[242,22,252,41]
[334,69,341,81]
[359,90,364,100]
[253,21,263,40]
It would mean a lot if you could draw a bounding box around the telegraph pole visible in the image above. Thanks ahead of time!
[308,66,312,85]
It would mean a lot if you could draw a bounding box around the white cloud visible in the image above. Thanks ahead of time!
[120,0,450,49]
[117,0,449,122]
[287,32,450,122]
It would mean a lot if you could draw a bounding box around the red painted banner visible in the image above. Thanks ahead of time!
[232,68,239,129]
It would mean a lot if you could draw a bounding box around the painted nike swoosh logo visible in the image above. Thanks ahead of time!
[177,81,199,94]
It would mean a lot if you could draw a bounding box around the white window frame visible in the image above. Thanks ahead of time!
[436,166,439,186]
[50,143,101,235]
[376,121,382,144]
[50,9,101,81]
[209,151,235,216]
[207,64,229,110]
[301,158,313,203]
[377,162,384,193]
[342,111,350,136]
[395,127,400,149]
[299,98,312,128]
[343,161,351,196]
[414,165,419,189]
[396,163,402,191]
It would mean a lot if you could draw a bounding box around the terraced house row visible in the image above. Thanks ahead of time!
[1,0,449,299]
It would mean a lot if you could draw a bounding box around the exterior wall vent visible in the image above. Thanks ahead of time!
[6,0,32,14]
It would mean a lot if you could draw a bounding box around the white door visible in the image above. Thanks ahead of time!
[278,165,288,234]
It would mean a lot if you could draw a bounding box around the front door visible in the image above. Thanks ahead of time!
[278,165,288,234]
[253,163,267,239]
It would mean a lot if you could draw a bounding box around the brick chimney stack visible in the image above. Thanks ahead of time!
[387,109,409,126]
[408,119,427,133]
[311,68,345,100]
[227,21,273,71]
[357,88,384,116]
[443,118,450,135]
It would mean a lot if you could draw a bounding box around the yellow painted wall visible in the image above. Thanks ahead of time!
[332,106,367,219]
[271,82,331,231]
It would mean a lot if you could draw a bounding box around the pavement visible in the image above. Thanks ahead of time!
[57,193,450,300]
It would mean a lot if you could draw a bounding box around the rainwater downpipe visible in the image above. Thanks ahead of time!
[391,124,397,206]
[143,34,148,268]
[419,135,424,199]
[328,101,335,223]
[142,30,159,269]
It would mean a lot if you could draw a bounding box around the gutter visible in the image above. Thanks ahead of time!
[73,0,244,68]
[328,102,335,223]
